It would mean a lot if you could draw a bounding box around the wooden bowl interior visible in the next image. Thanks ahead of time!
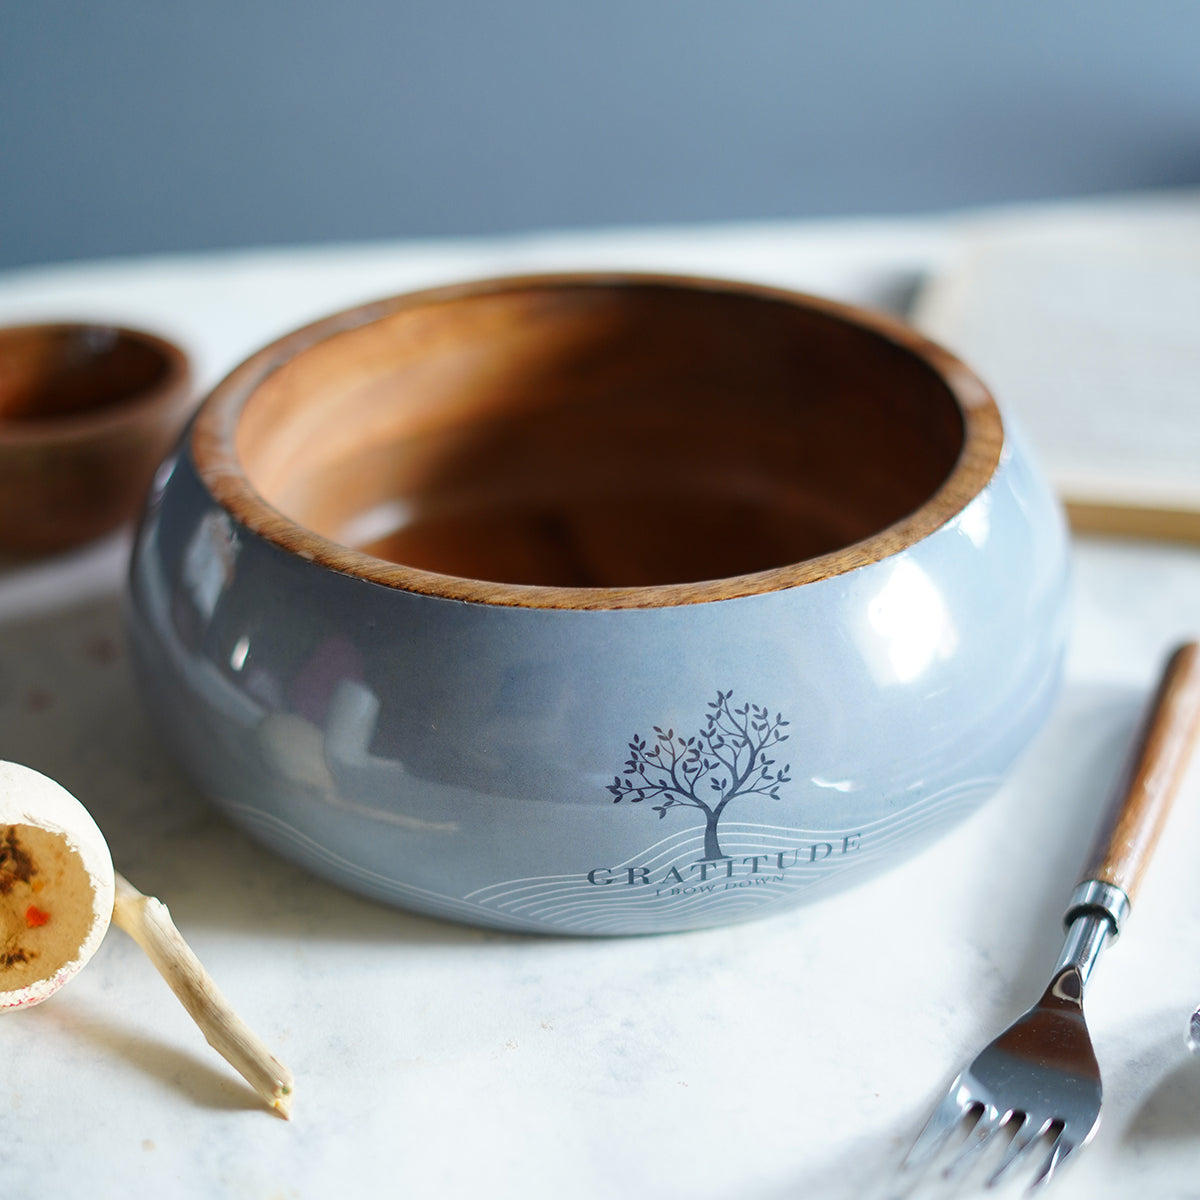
[0,326,173,425]
[236,283,966,589]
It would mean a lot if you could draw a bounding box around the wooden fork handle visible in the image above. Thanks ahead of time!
[1078,641,1200,906]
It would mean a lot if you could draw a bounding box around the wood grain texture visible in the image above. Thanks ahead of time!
[192,273,1004,610]
[1081,641,1200,902]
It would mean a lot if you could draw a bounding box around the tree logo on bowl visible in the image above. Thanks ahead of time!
[607,691,792,861]
[462,688,868,933]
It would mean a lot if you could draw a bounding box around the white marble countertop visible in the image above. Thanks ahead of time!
[3,201,1200,1198]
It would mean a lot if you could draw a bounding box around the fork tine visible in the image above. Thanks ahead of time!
[1028,1127,1082,1191]
[900,1079,972,1172]
[942,1104,1006,1181]
[985,1113,1045,1188]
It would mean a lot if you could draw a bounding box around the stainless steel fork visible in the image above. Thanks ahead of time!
[902,642,1200,1190]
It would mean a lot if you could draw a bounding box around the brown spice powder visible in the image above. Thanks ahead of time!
[0,827,36,894]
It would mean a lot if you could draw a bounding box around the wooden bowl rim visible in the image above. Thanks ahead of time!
[0,322,192,446]
[192,272,1005,611]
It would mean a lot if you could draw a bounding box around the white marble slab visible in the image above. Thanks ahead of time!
[2,207,1198,1198]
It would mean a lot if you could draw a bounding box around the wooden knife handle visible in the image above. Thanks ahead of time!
[1080,641,1200,903]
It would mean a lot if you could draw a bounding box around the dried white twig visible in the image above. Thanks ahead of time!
[111,872,295,1119]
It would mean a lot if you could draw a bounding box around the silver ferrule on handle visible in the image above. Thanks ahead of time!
[1053,880,1133,986]
[1064,880,1132,935]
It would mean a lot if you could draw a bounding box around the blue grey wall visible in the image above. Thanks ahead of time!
[3,2,1199,269]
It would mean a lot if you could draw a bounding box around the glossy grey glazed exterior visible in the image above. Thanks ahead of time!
[126,281,1070,935]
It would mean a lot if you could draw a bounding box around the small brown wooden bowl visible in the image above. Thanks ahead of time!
[0,323,193,555]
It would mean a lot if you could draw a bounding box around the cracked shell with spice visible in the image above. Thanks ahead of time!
[0,761,115,1010]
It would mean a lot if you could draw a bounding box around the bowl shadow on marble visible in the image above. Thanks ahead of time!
[1119,1024,1200,1147]
[0,592,527,950]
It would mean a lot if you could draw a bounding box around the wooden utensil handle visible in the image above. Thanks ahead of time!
[1080,641,1200,903]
